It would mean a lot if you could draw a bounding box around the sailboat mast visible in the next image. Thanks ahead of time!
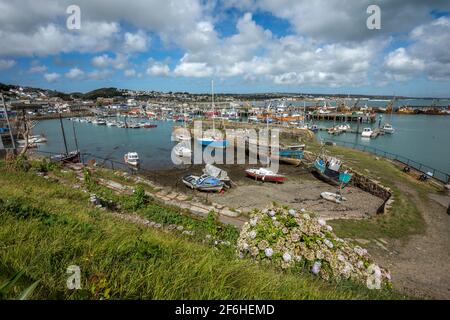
[59,114,69,155]
[72,121,79,151]
[211,80,215,133]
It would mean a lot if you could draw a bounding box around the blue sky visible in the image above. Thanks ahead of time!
[0,0,450,97]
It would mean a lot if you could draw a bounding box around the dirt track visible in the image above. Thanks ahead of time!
[370,185,450,299]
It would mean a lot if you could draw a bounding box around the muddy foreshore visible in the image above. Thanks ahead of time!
[141,162,384,220]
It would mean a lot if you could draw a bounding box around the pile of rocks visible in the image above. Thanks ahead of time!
[237,205,391,288]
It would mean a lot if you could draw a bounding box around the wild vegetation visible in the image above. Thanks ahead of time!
[0,158,405,300]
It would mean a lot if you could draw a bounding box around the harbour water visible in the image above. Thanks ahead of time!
[314,114,450,176]
[34,115,449,177]
[34,119,177,170]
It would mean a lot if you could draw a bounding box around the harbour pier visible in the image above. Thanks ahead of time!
[307,112,376,123]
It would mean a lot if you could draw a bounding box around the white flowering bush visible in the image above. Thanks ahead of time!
[237,205,392,289]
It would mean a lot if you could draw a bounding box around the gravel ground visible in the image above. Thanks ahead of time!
[142,163,384,219]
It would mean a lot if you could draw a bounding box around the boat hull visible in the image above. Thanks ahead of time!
[245,170,287,183]
[182,175,224,192]
[311,159,352,186]
[279,157,302,166]
[51,151,81,164]
[198,138,230,149]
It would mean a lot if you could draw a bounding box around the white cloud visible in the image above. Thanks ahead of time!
[124,69,136,77]
[384,48,425,81]
[65,67,85,79]
[384,17,450,81]
[92,54,114,68]
[28,65,47,73]
[227,0,450,41]
[88,69,114,80]
[123,31,148,53]
[0,22,120,57]
[170,13,383,87]
[146,61,171,77]
[0,0,204,57]
[44,72,60,82]
[91,53,128,70]
[174,58,213,78]
[0,59,16,70]
[1,0,449,89]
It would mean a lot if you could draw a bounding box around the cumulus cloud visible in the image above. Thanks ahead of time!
[0,59,16,70]
[44,72,60,82]
[384,17,450,81]
[146,61,171,77]
[226,0,450,42]
[170,13,383,87]
[0,22,120,56]
[0,0,204,57]
[123,31,149,53]
[1,0,450,90]
[28,65,48,73]
[174,58,213,78]
[92,53,128,70]
[124,69,136,77]
[65,67,85,79]
[88,69,114,80]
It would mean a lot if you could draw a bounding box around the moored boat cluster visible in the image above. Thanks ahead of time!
[237,205,392,288]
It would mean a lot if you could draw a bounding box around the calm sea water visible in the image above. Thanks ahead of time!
[315,114,450,175]
[34,115,449,175]
[34,119,177,170]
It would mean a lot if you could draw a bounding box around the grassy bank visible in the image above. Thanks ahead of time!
[0,161,403,300]
[307,143,432,240]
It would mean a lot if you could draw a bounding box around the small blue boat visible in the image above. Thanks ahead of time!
[278,147,305,166]
[308,124,319,133]
[182,174,225,192]
[197,137,230,149]
[312,157,352,186]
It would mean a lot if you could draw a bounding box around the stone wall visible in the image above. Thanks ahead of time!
[346,169,393,215]
[304,151,393,215]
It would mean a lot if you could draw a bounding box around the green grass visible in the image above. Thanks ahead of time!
[0,163,404,300]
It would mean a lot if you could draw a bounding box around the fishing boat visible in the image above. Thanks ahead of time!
[320,192,347,204]
[92,118,107,125]
[182,174,224,192]
[245,168,287,183]
[203,164,231,188]
[51,115,81,164]
[124,152,140,166]
[308,124,319,133]
[337,124,351,132]
[197,80,229,149]
[173,142,192,158]
[327,126,342,135]
[197,137,230,149]
[381,123,395,134]
[127,123,141,129]
[361,128,373,138]
[173,133,191,142]
[51,150,81,163]
[312,155,353,186]
[140,123,158,129]
[275,145,305,166]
